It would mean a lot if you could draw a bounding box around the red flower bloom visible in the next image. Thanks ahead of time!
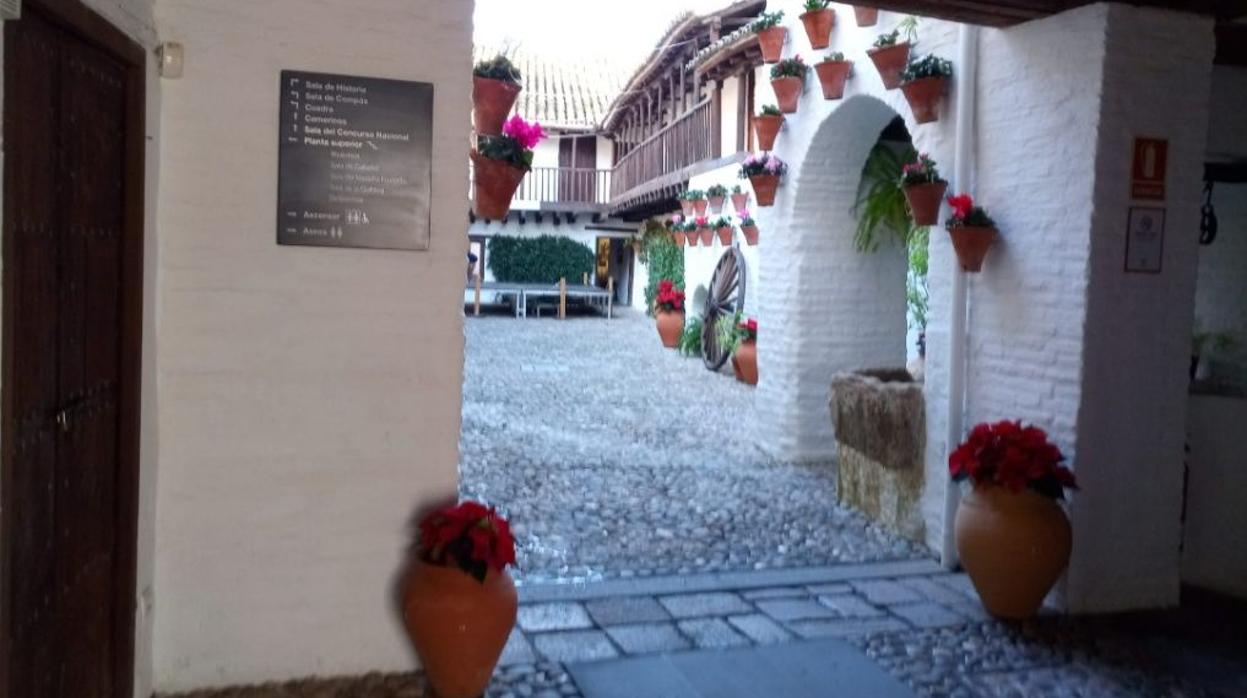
[949,420,1078,500]
[947,193,974,221]
[655,281,686,313]
[417,500,517,582]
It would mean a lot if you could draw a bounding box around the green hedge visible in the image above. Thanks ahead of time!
[487,235,595,284]
[643,225,684,316]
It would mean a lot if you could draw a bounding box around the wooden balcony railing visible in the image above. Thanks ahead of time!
[516,166,612,206]
[610,97,721,201]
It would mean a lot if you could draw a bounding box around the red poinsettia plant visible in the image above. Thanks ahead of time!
[737,317,758,341]
[950,421,1078,500]
[945,193,996,229]
[417,500,516,582]
[655,279,685,313]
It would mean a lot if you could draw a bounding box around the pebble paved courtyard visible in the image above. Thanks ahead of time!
[458,310,924,583]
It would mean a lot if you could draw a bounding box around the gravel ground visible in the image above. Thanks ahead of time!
[458,310,925,583]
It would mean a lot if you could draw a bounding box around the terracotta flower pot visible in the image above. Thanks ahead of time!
[772,76,804,114]
[731,192,749,213]
[814,60,852,100]
[687,231,699,247]
[680,200,695,217]
[800,9,836,49]
[947,225,998,272]
[699,228,713,246]
[742,224,759,246]
[753,114,784,151]
[716,226,733,246]
[471,150,526,220]
[756,26,787,64]
[472,76,521,137]
[903,181,948,226]
[750,174,780,207]
[732,339,758,385]
[708,195,726,214]
[854,6,879,26]
[901,75,947,124]
[955,485,1072,619]
[672,231,687,246]
[693,199,709,216]
[656,309,685,348]
[867,42,910,90]
[402,561,518,698]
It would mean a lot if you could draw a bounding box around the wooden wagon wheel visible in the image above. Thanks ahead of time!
[701,247,747,371]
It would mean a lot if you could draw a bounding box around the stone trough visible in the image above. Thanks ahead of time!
[830,369,925,543]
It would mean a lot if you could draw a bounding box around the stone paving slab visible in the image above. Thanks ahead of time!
[677,618,751,649]
[755,598,836,622]
[518,603,594,632]
[584,596,670,626]
[851,579,925,605]
[498,628,538,666]
[819,593,888,618]
[889,602,968,629]
[727,614,793,644]
[531,630,619,664]
[788,617,911,639]
[604,623,690,654]
[658,591,751,618]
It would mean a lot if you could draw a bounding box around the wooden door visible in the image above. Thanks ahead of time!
[558,135,598,203]
[2,2,145,697]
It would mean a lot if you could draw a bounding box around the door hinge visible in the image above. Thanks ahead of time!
[0,0,20,21]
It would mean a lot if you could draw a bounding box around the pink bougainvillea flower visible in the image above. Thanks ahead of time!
[502,114,545,149]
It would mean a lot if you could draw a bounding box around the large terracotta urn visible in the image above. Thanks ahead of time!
[947,225,998,272]
[955,486,1072,619]
[402,561,518,698]
[471,150,526,220]
[750,174,780,207]
[753,114,784,151]
[901,76,947,124]
[771,76,804,114]
[800,8,835,49]
[903,181,948,226]
[814,60,852,100]
[853,6,879,26]
[732,339,758,385]
[867,42,910,90]
[656,309,685,348]
[472,76,521,136]
[756,26,787,64]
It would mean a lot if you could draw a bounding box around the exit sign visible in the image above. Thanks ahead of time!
[1131,137,1168,201]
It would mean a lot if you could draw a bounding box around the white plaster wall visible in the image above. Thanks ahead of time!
[755,6,958,465]
[1069,4,1214,612]
[1181,395,1247,598]
[720,74,741,156]
[150,0,470,690]
[596,135,614,170]
[531,136,560,168]
[0,2,161,696]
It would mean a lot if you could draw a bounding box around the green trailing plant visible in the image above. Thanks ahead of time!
[854,142,919,252]
[758,104,784,117]
[770,56,809,80]
[643,229,685,317]
[750,10,784,32]
[679,316,704,357]
[473,54,522,83]
[707,183,729,197]
[907,226,930,331]
[822,51,847,62]
[716,312,744,356]
[802,0,832,10]
[873,16,918,48]
[487,235,594,284]
[901,54,953,83]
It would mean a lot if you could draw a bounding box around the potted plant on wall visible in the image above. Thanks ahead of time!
[951,421,1077,619]
[670,216,688,246]
[654,279,686,348]
[730,184,750,213]
[682,220,700,247]
[707,184,729,213]
[751,10,787,64]
[739,210,759,246]
[727,315,758,385]
[814,52,853,100]
[678,191,696,217]
[740,153,788,207]
[696,215,714,246]
[753,105,785,151]
[770,55,808,114]
[853,6,879,26]
[867,16,917,90]
[900,153,947,226]
[473,54,522,136]
[402,501,517,698]
[945,194,998,272]
[900,54,953,124]
[472,115,545,220]
[800,1,836,50]
[689,190,709,216]
[713,216,734,245]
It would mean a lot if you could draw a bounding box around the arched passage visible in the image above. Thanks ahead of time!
[756,95,911,462]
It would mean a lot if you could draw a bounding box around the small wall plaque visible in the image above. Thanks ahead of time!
[1125,206,1165,274]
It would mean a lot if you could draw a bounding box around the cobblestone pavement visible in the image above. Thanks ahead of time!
[459,311,924,583]
[163,562,1246,698]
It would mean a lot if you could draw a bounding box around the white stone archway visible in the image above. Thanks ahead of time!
[754,95,911,463]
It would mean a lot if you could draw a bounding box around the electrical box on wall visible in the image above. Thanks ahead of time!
[0,0,20,21]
